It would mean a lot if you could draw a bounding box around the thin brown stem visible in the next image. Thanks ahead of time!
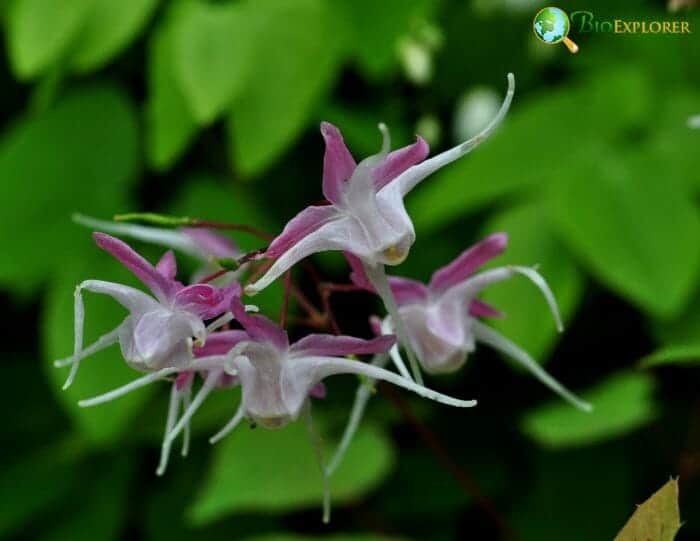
[189,219,274,242]
[200,268,230,284]
[280,271,292,327]
[379,384,519,541]
[318,282,364,335]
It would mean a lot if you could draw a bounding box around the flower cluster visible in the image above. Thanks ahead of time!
[56,73,589,522]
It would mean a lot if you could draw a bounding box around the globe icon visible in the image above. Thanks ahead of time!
[532,7,579,53]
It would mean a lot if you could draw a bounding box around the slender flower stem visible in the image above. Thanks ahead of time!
[326,354,388,476]
[304,401,331,524]
[362,262,423,385]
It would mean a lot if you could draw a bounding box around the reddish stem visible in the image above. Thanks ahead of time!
[200,268,230,284]
[280,271,292,327]
[380,384,519,541]
[189,219,274,242]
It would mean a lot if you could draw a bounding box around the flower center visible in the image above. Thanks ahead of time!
[383,244,408,264]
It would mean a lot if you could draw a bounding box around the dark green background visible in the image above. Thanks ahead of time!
[1,0,699,539]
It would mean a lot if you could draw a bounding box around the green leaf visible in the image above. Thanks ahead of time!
[0,439,85,537]
[171,0,256,124]
[640,343,700,368]
[7,0,93,79]
[408,68,653,233]
[228,0,345,177]
[510,444,636,541]
[245,533,399,541]
[168,174,277,252]
[42,248,158,444]
[480,202,584,361]
[0,85,139,294]
[614,479,681,541]
[146,20,199,170]
[548,146,700,318]
[39,455,133,541]
[521,373,657,448]
[69,0,159,73]
[188,421,394,524]
[336,0,437,79]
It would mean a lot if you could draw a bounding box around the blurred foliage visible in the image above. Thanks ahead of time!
[1,0,699,539]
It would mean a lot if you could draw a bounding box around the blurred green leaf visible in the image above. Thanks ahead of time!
[168,174,277,252]
[171,0,255,125]
[146,20,199,170]
[548,147,700,318]
[521,373,657,448]
[0,85,138,294]
[228,0,345,177]
[42,246,158,444]
[614,479,681,541]
[408,68,653,232]
[69,0,159,73]
[39,455,133,541]
[0,438,85,537]
[189,421,394,524]
[336,0,437,79]
[6,0,92,78]
[510,444,635,541]
[245,533,399,541]
[640,343,700,368]
[480,202,584,361]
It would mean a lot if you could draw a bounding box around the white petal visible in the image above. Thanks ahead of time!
[247,215,352,295]
[472,320,591,412]
[392,73,515,196]
[288,356,477,408]
[78,366,181,407]
[209,403,245,444]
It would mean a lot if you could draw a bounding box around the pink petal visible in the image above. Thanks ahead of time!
[175,371,194,391]
[345,252,428,305]
[389,276,429,305]
[428,233,508,294]
[156,250,177,280]
[266,205,340,259]
[194,330,250,357]
[369,315,383,337]
[345,252,374,291]
[469,298,504,318]
[181,228,241,258]
[290,333,395,358]
[321,122,356,203]
[231,298,288,350]
[309,382,327,399]
[373,136,429,192]
[174,281,241,319]
[93,233,176,303]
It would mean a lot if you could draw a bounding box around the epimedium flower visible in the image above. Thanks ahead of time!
[324,235,590,479]
[344,233,592,411]
[210,299,477,432]
[55,232,240,389]
[200,298,477,522]
[246,73,515,384]
[247,74,515,297]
